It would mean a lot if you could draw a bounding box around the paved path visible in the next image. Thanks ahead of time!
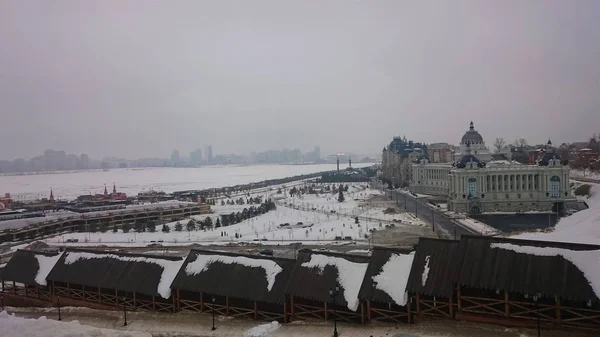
[386,189,476,239]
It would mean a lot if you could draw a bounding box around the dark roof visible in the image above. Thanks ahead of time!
[455,154,486,169]
[358,247,414,305]
[461,121,484,145]
[455,236,600,302]
[46,248,184,298]
[406,238,460,298]
[285,249,370,307]
[1,249,61,286]
[537,150,564,166]
[171,250,295,304]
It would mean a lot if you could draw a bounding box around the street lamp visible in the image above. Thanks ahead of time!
[211,297,216,330]
[329,286,340,337]
[122,297,127,326]
[57,296,62,321]
[532,293,541,337]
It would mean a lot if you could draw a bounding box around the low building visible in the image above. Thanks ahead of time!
[427,143,454,163]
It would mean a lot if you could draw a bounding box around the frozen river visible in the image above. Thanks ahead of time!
[0,163,371,201]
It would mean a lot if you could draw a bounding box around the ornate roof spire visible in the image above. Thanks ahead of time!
[469,121,474,130]
[49,188,54,202]
[104,184,108,196]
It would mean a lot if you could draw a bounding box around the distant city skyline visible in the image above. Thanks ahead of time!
[0,145,377,173]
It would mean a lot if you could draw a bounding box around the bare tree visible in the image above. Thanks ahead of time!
[513,138,528,148]
[493,138,506,153]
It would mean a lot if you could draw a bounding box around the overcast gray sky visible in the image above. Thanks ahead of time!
[1,0,599,160]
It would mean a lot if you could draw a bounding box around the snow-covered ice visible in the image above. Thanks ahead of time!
[0,164,372,200]
[0,311,151,337]
[301,254,368,311]
[491,243,600,298]
[243,321,281,337]
[64,252,183,299]
[185,254,283,291]
[371,252,415,306]
[34,253,62,286]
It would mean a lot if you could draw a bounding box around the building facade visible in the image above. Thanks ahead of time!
[427,143,454,163]
[410,160,452,196]
[410,121,576,214]
[382,136,427,187]
[447,147,576,213]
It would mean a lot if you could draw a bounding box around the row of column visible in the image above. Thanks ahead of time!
[452,171,570,196]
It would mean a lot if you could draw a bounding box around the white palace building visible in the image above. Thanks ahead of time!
[411,121,577,214]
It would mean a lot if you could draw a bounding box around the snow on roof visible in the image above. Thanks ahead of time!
[64,252,183,299]
[301,254,369,311]
[421,255,431,287]
[371,252,415,306]
[185,254,283,292]
[490,243,600,299]
[34,253,62,286]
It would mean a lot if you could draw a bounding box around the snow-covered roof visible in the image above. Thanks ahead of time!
[47,250,185,299]
[1,249,62,286]
[184,254,283,291]
[171,250,295,304]
[491,243,600,299]
[300,253,369,311]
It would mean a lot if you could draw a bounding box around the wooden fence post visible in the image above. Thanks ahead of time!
[324,301,328,320]
[416,294,421,315]
[504,291,509,318]
[407,298,412,324]
[226,296,229,316]
[556,297,561,326]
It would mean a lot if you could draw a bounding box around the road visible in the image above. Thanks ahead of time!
[386,189,475,239]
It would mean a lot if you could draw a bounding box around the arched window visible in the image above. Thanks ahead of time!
[468,177,477,196]
[550,176,560,198]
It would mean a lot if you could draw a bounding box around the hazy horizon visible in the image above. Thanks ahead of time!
[1,1,599,160]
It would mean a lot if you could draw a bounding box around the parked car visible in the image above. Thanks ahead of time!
[259,249,273,256]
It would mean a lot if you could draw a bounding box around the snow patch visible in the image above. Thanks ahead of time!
[491,243,600,298]
[185,254,283,292]
[64,252,183,299]
[421,255,431,287]
[301,254,369,311]
[243,321,281,337]
[34,253,62,286]
[372,252,415,306]
[0,310,152,337]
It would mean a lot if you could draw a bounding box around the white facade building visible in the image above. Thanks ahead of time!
[447,152,576,213]
[410,121,576,214]
[410,160,452,196]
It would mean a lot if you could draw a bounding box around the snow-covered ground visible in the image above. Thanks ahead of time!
[3,306,585,337]
[0,311,151,337]
[571,169,600,181]
[41,183,425,248]
[0,164,372,200]
[510,182,600,245]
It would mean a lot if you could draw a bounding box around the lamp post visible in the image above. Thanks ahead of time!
[211,297,216,330]
[122,297,127,326]
[533,294,541,337]
[57,296,62,321]
[329,286,340,337]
